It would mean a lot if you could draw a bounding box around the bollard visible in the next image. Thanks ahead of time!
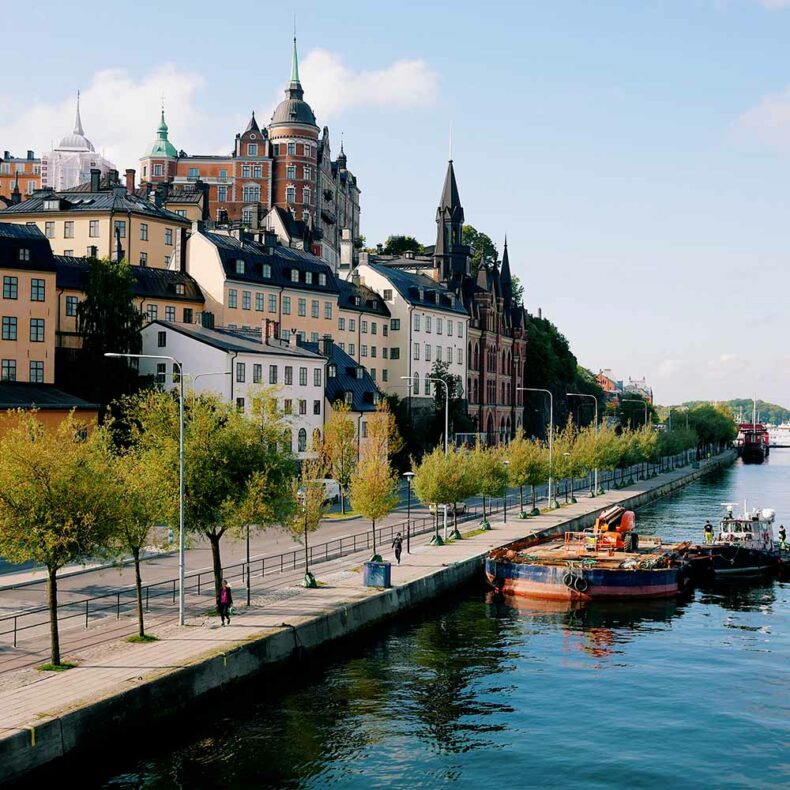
[85,600,89,629]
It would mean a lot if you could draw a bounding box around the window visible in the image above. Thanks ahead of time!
[437,346,443,362]
[236,362,246,383]
[253,165,262,178]
[425,343,431,361]
[426,316,432,333]
[349,343,356,356]
[1,359,16,381]
[383,289,393,301]
[242,291,251,310]
[338,342,345,351]
[413,343,420,360]
[139,223,149,241]
[370,369,377,381]
[328,364,337,378]
[298,428,307,452]
[235,259,245,275]
[313,399,321,415]
[269,365,278,384]
[89,220,99,237]
[114,220,126,238]
[437,318,443,335]
[371,323,378,335]
[457,347,462,364]
[253,364,262,384]
[411,372,419,394]
[65,295,78,316]
[241,208,253,225]
[2,316,17,340]
[314,368,322,387]
[218,186,228,202]
[282,296,291,314]
[302,187,311,205]
[236,397,245,411]
[64,221,74,239]
[344,391,353,406]
[361,345,368,358]
[30,279,45,301]
[284,399,293,414]
[324,302,332,320]
[299,367,307,386]
[29,361,44,383]
[391,318,400,331]
[424,378,431,396]
[30,318,45,342]
[3,275,19,299]
[146,304,158,322]
[371,346,377,358]
[188,167,199,179]
[319,272,327,287]
[304,165,311,180]
[447,321,453,337]
[139,252,148,266]
[286,165,296,179]
[248,143,258,156]
[311,300,319,318]
[165,228,173,245]
[457,322,463,337]
[339,317,346,331]
[176,210,187,218]
[157,330,166,348]
[299,400,307,415]
[382,325,388,338]
[413,314,420,331]
[255,293,264,312]
[262,263,271,278]
[361,320,368,334]
[228,289,238,308]
[45,221,55,238]
[291,269,300,283]
[242,185,260,202]
[183,308,193,323]
[165,306,175,321]
[242,165,251,178]
[286,186,296,203]
[153,164,163,177]
[305,271,313,285]
[287,142,296,155]
[349,319,356,332]
[382,370,389,382]
[268,294,277,313]
[298,298,306,317]
[310,332,319,342]
[285,366,293,385]
[383,348,389,359]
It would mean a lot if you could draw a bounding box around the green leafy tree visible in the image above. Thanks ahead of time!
[321,401,358,513]
[507,429,549,514]
[510,274,525,307]
[382,235,424,256]
[429,360,474,441]
[349,454,399,562]
[469,443,508,527]
[462,225,498,274]
[0,412,117,667]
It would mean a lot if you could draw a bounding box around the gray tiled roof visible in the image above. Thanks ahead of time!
[0,383,98,410]
[0,222,56,272]
[364,262,467,316]
[302,341,380,412]
[337,278,390,317]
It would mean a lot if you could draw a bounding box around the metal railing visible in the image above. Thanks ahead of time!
[0,448,721,648]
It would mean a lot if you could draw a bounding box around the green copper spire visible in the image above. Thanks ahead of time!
[290,36,300,84]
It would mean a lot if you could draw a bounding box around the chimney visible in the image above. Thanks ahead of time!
[90,168,101,192]
[108,169,119,186]
[289,331,299,348]
[262,318,272,343]
[351,269,360,286]
[27,150,34,160]
[125,169,136,192]
[538,307,542,320]
[359,250,369,265]
[340,227,353,269]
[376,243,383,254]
[3,151,9,160]
[178,226,188,272]
[201,312,215,329]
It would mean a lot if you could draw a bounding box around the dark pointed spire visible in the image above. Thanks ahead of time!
[500,235,513,307]
[244,110,261,134]
[439,159,463,221]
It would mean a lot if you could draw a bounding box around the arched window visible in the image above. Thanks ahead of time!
[298,428,307,453]
[468,342,472,367]
[474,344,479,370]
[412,371,419,395]
[468,378,472,402]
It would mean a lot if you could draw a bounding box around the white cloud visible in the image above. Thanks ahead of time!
[734,86,790,152]
[298,49,439,121]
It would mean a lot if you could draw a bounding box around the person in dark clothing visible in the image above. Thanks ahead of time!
[779,525,787,551]
[218,579,233,625]
[703,522,714,544]
[392,533,403,564]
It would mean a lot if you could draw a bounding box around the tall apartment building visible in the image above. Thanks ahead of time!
[0,151,41,203]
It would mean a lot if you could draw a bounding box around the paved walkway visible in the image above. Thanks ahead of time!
[0,457,723,757]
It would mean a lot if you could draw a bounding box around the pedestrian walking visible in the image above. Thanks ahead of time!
[779,525,786,551]
[392,532,403,564]
[218,579,233,625]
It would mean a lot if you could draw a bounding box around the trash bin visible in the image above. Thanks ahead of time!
[363,561,392,588]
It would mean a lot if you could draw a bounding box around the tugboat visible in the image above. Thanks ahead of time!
[737,423,769,464]
[690,503,780,578]
[486,505,692,601]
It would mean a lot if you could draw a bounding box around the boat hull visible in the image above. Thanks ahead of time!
[485,557,683,601]
[687,545,780,578]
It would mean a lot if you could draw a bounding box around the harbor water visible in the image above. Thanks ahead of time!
[97,452,789,789]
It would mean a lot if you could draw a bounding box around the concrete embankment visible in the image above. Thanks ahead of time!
[0,451,734,785]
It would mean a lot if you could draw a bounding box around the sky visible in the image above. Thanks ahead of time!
[2,0,790,406]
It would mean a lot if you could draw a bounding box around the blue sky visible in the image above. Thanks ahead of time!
[3,0,790,406]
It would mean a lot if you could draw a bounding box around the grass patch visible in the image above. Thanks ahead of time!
[126,634,159,644]
[37,662,76,672]
[461,527,490,540]
[323,510,360,520]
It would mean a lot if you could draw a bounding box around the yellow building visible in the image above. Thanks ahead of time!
[0,169,190,269]
[0,223,57,384]
[0,382,99,435]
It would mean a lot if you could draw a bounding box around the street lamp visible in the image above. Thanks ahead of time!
[518,387,559,509]
[106,352,186,626]
[503,459,510,523]
[567,392,601,496]
[403,471,415,553]
[621,398,649,428]
[401,375,449,454]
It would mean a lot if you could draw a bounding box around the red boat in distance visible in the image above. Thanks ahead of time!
[737,423,770,464]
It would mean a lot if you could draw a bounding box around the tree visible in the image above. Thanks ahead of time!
[321,402,358,513]
[121,390,297,605]
[349,453,399,562]
[510,274,525,307]
[382,235,424,256]
[462,225,498,275]
[429,360,474,442]
[552,419,580,503]
[75,257,144,405]
[110,446,170,639]
[506,429,549,515]
[469,443,508,527]
[0,412,117,667]
[284,456,329,588]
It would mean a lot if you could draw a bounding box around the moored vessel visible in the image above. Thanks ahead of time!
[486,505,692,601]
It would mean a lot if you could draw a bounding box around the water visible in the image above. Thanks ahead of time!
[97,453,790,789]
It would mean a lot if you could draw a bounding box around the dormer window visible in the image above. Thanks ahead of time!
[418,287,424,300]
[17,248,30,262]
[44,198,60,211]
[175,283,185,296]
[328,364,337,378]
[344,391,353,406]
[373,392,380,404]
[291,269,299,283]
[355,368,363,380]
[235,259,245,275]
[305,271,313,285]
[262,263,271,278]
[318,273,326,286]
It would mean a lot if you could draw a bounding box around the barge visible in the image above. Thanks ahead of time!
[486,505,692,601]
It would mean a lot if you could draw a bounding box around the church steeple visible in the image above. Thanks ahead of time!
[434,157,469,284]
[500,235,513,307]
[287,36,304,100]
[74,91,84,136]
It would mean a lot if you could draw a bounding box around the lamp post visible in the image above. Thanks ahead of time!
[567,391,601,496]
[518,387,558,509]
[621,398,649,428]
[403,471,415,553]
[503,459,510,523]
[401,375,449,454]
[106,352,186,626]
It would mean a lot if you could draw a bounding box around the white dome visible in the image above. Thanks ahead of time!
[57,132,94,152]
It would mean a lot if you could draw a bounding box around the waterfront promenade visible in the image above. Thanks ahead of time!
[0,453,732,785]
